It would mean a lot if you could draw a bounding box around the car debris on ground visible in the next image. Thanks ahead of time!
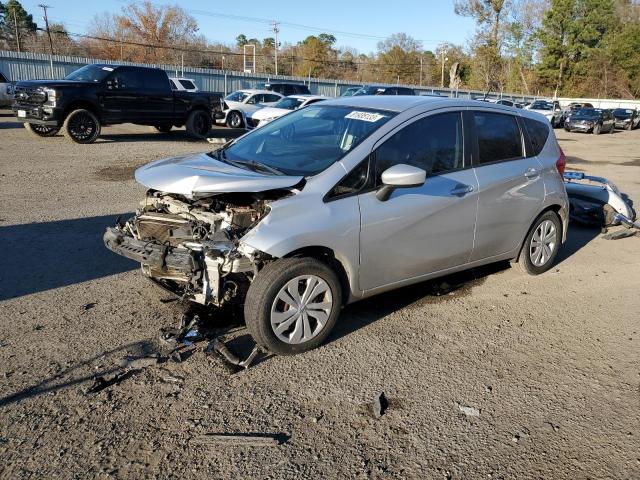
[191,433,287,447]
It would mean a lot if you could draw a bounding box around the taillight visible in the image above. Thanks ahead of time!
[556,147,566,175]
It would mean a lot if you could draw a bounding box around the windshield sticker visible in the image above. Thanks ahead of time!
[345,111,386,122]
[101,67,114,71]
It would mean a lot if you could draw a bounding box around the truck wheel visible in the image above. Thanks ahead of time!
[185,110,211,139]
[226,111,243,128]
[153,124,172,133]
[24,123,60,137]
[63,109,101,144]
[517,211,562,275]
[592,124,601,135]
[244,258,342,356]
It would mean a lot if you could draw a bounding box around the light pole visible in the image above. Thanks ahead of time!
[440,51,448,88]
[272,21,279,76]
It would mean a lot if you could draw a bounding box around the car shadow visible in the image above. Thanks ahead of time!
[0,120,23,129]
[0,213,137,301]
[98,127,244,144]
[555,223,601,265]
[326,261,511,346]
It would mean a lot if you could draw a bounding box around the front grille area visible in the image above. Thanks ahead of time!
[14,86,46,106]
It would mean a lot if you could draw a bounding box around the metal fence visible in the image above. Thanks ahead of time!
[1,50,638,108]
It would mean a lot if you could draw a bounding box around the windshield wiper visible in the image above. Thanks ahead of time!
[225,158,285,176]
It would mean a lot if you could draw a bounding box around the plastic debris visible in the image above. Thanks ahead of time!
[191,433,286,447]
[456,402,481,417]
[371,391,390,418]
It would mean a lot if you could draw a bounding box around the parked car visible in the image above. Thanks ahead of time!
[341,87,361,97]
[526,100,563,127]
[0,70,14,107]
[564,108,615,134]
[260,82,311,96]
[612,108,639,130]
[245,94,326,128]
[104,97,569,356]
[12,64,222,143]
[562,102,594,124]
[217,89,284,128]
[354,85,416,96]
[169,77,198,92]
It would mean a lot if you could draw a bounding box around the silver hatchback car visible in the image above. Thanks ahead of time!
[105,97,569,355]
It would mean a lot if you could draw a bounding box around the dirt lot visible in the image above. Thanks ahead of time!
[1,113,639,479]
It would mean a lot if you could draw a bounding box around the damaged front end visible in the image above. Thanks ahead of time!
[104,189,281,306]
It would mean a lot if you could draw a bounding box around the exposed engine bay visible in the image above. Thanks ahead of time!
[104,189,288,306]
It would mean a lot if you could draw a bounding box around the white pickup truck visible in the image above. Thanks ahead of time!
[0,70,14,107]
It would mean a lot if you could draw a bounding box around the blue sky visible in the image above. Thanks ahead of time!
[21,0,477,54]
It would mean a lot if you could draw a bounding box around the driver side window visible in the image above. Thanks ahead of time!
[374,111,464,184]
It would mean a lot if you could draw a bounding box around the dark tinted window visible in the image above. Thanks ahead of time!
[179,79,196,90]
[474,112,523,164]
[110,68,143,89]
[0,72,7,83]
[144,69,169,90]
[327,159,371,199]
[264,94,282,103]
[294,85,310,94]
[375,112,464,182]
[396,87,415,95]
[170,79,178,90]
[524,117,550,156]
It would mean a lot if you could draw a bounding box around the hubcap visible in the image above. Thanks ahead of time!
[270,275,333,344]
[530,220,557,267]
[230,113,241,127]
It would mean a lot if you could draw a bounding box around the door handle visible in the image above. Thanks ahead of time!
[524,168,539,179]
[449,184,475,196]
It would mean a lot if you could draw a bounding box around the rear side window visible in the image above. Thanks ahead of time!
[375,111,464,182]
[473,112,523,164]
[170,79,178,90]
[145,70,169,90]
[294,85,310,94]
[0,72,7,83]
[264,94,282,103]
[111,68,143,89]
[523,117,550,156]
[179,79,196,90]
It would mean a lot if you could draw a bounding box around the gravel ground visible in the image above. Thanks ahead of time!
[1,113,639,479]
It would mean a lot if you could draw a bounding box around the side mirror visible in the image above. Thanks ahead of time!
[376,164,426,201]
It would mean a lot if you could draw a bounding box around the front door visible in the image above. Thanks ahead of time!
[101,67,144,123]
[358,110,478,292]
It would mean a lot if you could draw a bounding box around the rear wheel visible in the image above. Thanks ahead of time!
[626,122,632,131]
[517,211,562,275]
[63,109,101,144]
[24,123,59,137]
[244,258,342,356]
[185,110,211,139]
[593,124,601,135]
[226,111,243,128]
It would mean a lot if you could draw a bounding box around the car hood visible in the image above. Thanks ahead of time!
[16,79,94,88]
[135,152,303,198]
[249,107,291,120]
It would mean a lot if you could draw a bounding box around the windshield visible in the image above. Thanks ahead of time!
[531,103,552,111]
[273,97,305,110]
[65,65,114,82]
[613,109,633,117]
[354,86,385,96]
[216,105,395,176]
[575,108,599,117]
[225,91,251,102]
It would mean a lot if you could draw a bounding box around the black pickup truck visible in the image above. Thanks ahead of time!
[12,64,222,143]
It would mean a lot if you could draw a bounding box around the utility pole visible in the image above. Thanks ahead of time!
[13,11,21,53]
[38,4,54,55]
[38,4,54,78]
[419,57,423,86]
[440,50,448,88]
[272,21,279,76]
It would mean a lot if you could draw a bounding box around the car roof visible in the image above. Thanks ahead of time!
[286,94,326,100]
[319,96,471,112]
[169,77,196,81]
[237,89,280,95]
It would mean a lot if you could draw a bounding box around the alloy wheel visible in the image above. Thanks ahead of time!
[68,112,96,141]
[529,220,557,267]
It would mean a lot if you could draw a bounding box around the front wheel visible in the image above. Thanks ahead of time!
[226,111,243,129]
[185,110,211,139]
[24,123,60,137]
[63,109,101,144]
[517,211,562,275]
[244,258,343,356]
[593,124,601,135]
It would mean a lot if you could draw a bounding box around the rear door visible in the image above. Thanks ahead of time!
[140,69,174,121]
[469,110,545,261]
[358,109,478,291]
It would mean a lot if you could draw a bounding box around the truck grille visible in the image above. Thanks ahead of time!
[14,86,46,106]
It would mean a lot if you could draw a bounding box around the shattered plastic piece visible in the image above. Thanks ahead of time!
[371,392,389,418]
[456,402,481,417]
[603,229,637,240]
[191,433,286,447]
[205,338,261,371]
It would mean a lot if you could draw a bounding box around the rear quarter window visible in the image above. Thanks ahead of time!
[473,112,523,164]
[523,117,550,156]
[179,79,196,90]
[145,70,170,90]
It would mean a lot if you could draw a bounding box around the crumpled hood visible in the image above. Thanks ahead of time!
[135,152,303,198]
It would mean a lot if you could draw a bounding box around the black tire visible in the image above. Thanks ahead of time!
[226,110,243,129]
[244,257,343,356]
[185,109,211,139]
[626,123,632,131]
[63,109,101,144]
[24,122,60,137]
[153,124,172,133]
[517,211,562,275]
[593,124,601,135]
